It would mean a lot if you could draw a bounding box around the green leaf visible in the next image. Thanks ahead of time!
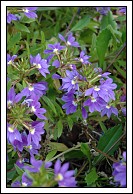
[42,96,57,115]
[16,83,23,92]
[107,25,122,45]
[12,175,22,183]
[8,32,21,50]
[8,74,20,80]
[54,101,64,116]
[11,150,17,157]
[49,142,68,152]
[14,164,24,176]
[67,116,73,131]
[81,143,91,160]
[96,28,112,67]
[53,79,61,91]
[65,150,85,159]
[22,80,27,88]
[41,31,45,45]
[90,33,98,61]
[45,149,57,162]
[7,79,12,92]
[114,64,126,79]
[21,16,35,23]
[115,15,126,22]
[7,170,16,181]
[56,120,63,138]
[71,15,90,31]
[93,125,123,165]
[85,167,98,186]
[99,121,107,133]
[101,11,117,30]
[25,40,30,58]
[37,7,61,11]
[14,22,30,33]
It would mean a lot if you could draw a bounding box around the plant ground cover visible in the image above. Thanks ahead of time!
[7,6,126,188]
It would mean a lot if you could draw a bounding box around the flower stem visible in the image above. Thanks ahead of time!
[48,143,88,162]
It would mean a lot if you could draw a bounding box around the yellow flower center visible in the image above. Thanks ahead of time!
[28,86,34,91]
[31,106,36,112]
[55,173,64,181]
[8,126,14,133]
[22,182,28,187]
[53,48,58,53]
[67,41,71,45]
[94,86,100,91]
[30,128,35,135]
[91,97,97,103]
[23,9,29,13]
[8,60,13,65]
[106,105,110,109]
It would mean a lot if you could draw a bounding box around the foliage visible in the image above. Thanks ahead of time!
[7,6,126,188]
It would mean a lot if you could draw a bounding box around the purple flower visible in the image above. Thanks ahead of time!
[62,70,80,92]
[52,73,61,79]
[21,172,33,186]
[7,13,18,24]
[7,123,22,144]
[96,7,110,15]
[85,83,116,102]
[23,7,38,19]
[16,158,25,168]
[119,7,126,14]
[15,81,48,102]
[28,95,47,120]
[24,157,52,174]
[45,161,52,169]
[112,152,126,187]
[85,86,104,98]
[13,133,27,152]
[26,141,41,156]
[22,98,34,107]
[11,181,21,187]
[7,87,17,108]
[52,60,60,68]
[7,54,17,66]
[82,107,88,120]
[94,67,111,78]
[13,140,24,152]
[59,32,80,47]
[69,64,76,70]
[44,43,65,54]
[27,121,45,146]
[11,172,32,187]
[24,156,43,173]
[30,54,50,77]
[101,105,118,118]
[76,51,91,64]
[98,78,117,102]
[100,78,117,90]
[120,95,126,102]
[83,97,106,113]
[62,93,77,115]
[121,107,126,116]
[54,159,77,187]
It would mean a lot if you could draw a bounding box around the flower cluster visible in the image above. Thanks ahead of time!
[44,32,118,120]
[7,53,49,163]
[7,7,38,24]
[7,7,125,188]
[11,157,76,187]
